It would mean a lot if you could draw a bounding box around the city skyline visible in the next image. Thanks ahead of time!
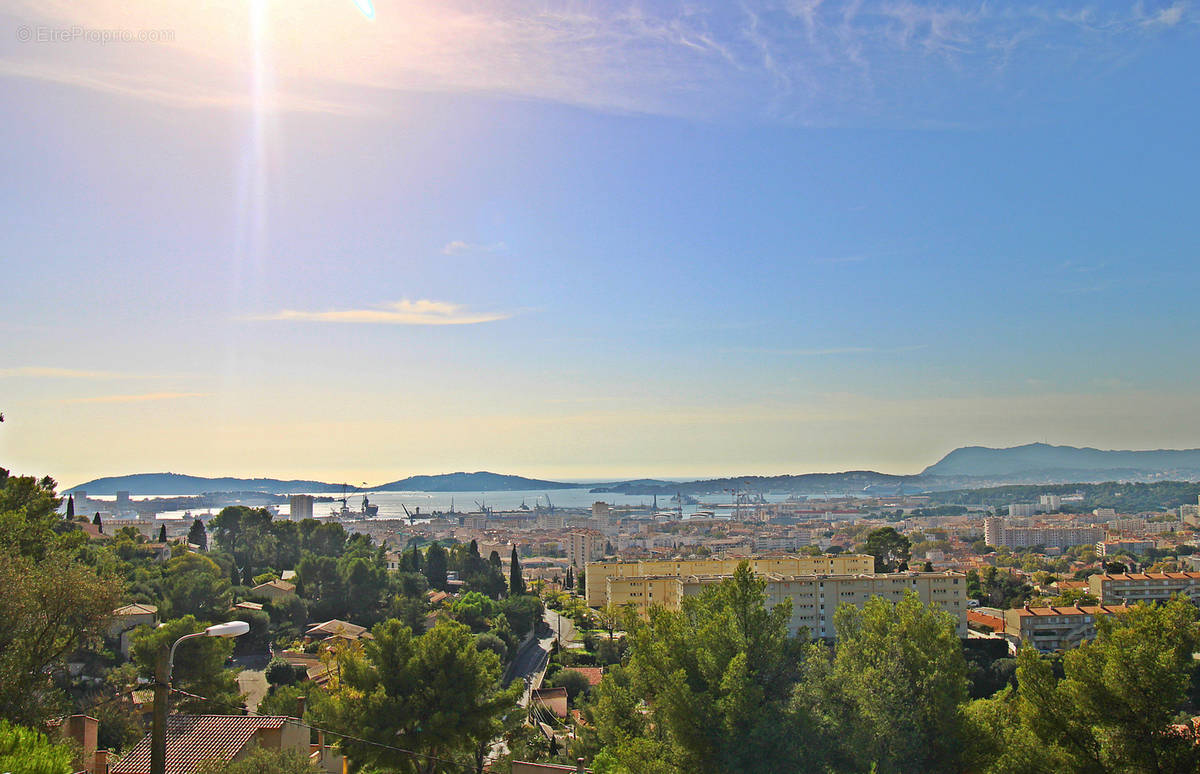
[2,0,1199,486]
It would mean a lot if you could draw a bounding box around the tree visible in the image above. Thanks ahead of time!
[314,619,520,774]
[861,527,911,573]
[550,669,592,706]
[0,719,73,774]
[818,590,967,774]
[92,512,103,533]
[509,545,526,596]
[65,494,74,520]
[501,594,543,640]
[162,552,232,620]
[0,478,121,725]
[565,566,574,590]
[449,592,501,632]
[156,524,166,542]
[1011,597,1200,773]
[130,616,244,715]
[265,658,300,687]
[424,541,448,591]
[596,562,806,774]
[188,519,207,550]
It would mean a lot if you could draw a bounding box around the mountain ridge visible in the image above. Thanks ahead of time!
[921,442,1200,478]
[66,443,1200,496]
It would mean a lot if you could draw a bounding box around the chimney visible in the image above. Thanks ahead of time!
[95,749,108,774]
[295,695,307,718]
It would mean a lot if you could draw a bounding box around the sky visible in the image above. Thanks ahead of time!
[1,0,1199,487]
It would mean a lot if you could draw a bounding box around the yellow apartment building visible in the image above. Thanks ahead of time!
[601,569,968,639]
[584,553,875,607]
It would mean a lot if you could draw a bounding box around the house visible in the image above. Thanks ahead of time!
[111,715,310,774]
[250,579,297,601]
[107,603,159,658]
[566,667,604,688]
[305,619,372,642]
[530,687,569,718]
[1002,604,1131,652]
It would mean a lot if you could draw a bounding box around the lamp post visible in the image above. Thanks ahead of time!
[151,621,250,774]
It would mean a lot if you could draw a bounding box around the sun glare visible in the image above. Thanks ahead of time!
[352,0,375,20]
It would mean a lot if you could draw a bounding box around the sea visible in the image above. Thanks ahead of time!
[85,488,811,521]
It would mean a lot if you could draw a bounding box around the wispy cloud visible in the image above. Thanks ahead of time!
[64,392,209,404]
[1,366,139,380]
[252,299,514,326]
[740,344,927,356]
[1,0,1192,125]
[441,241,506,256]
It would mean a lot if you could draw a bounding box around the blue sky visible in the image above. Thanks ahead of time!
[1,0,1198,485]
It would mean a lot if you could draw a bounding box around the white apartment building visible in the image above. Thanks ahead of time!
[288,494,315,521]
[984,517,1104,550]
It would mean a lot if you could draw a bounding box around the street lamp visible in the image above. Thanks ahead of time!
[151,621,250,774]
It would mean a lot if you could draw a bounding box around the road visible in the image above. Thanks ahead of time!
[543,608,581,649]
[233,654,270,713]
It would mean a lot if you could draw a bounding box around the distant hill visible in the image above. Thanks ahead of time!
[65,473,344,496]
[592,471,920,496]
[922,443,1200,481]
[374,472,586,492]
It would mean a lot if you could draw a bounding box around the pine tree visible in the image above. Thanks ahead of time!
[92,512,103,534]
[157,524,167,543]
[188,519,207,551]
[65,494,74,519]
[509,545,526,596]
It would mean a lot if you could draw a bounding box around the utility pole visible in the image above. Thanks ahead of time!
[150,622,250,774]
[150,650,169,774]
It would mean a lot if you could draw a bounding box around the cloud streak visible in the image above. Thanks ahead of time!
[441,241,506,256]
[1,366,143,380]
[63,392,210,404]
[252,299,514,326]
[2,0,1193,125]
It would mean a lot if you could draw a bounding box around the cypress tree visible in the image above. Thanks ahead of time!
[188,519,207,551]
[509,545,526,596]
[157,524,167,542]
[565,566,573,589]
[469,539,480,557]
[65,494,75,519]
[489,550,502,571]
[92,512,103,534]
[424,541,448,590]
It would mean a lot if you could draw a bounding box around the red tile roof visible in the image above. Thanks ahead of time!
[565,667,605,687]
[111,715,292,774]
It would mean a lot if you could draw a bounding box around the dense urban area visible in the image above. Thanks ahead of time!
[6,465,1200,773]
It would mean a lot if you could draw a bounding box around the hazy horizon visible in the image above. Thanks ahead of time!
[3,0,1198,487]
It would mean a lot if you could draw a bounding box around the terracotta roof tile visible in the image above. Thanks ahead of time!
[111,715,292,774]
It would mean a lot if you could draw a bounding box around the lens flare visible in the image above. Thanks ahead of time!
[353,0,375,20]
